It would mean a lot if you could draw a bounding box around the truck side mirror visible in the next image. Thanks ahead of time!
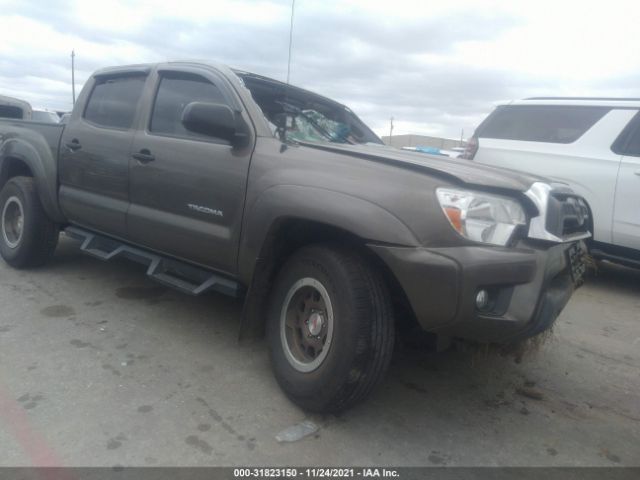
[182,102,249,147]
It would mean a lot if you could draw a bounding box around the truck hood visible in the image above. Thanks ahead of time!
[299,142,547,193]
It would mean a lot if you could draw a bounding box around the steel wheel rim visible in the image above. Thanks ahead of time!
[2,196,24,249]
[280,277,334,373]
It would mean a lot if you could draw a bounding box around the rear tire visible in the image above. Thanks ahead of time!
[267,244,395,413]
[0,176,58,268]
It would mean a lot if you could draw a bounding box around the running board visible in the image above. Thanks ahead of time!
[65,226,241,298]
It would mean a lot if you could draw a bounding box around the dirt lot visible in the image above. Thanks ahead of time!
[0,236,638,467]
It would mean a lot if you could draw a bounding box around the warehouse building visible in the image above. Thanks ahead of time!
[382,134,465,150]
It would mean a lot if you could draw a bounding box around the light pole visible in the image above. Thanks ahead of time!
[71,50,76,106]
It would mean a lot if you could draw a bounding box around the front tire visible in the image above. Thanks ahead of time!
[267,244,395,413]
[0,177,58,268]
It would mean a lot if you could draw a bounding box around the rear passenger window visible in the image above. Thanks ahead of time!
[150,73,226,139]
[478,106,609,143]
[84,75,146,129]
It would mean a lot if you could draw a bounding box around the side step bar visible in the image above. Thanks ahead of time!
[65,226,242,298]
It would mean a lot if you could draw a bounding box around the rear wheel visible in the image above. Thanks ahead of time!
[0,177,58,268]
[267,244,395,412]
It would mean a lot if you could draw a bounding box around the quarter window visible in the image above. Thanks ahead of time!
[478,105,609,143]
[84,75,146,129]
[150,73,226,139]
[614,114,640,157]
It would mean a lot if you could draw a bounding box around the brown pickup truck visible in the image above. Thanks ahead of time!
[0,61,589,412]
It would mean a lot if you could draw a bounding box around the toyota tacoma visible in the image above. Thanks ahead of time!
[0,61,589,412]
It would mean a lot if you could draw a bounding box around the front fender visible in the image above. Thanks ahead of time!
[238,184,420,284]
[0,133,65,223]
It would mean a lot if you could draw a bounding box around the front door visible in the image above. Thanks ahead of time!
[613,114,640,250]
[127,67,253,273]
[59,72,147,237]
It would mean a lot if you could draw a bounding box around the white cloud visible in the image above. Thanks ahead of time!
[0,0,639,138]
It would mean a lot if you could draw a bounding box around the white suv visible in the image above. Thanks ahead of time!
[464,98,640,269]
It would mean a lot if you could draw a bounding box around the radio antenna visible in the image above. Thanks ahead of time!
[286,0,295,84]
[71,49,76,106]
[281,0,296,148]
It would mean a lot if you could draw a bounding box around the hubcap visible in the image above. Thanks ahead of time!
[280,278,334,373]
[2,196,24,249]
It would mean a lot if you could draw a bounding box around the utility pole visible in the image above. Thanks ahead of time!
[460,128,464,146]
[71,50,76,106]
[389,116,394,144]
[286,0,295,84]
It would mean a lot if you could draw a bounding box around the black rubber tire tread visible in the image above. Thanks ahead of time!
[267,244,395,413]
[0,176,58,268]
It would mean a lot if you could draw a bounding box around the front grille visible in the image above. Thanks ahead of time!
[545,192,590,239]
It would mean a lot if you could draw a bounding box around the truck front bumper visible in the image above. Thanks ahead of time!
[369,242,582,344]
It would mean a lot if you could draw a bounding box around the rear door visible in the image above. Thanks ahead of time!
[612,113,640,250]
[59,70,148,237]
[127,65,253,273]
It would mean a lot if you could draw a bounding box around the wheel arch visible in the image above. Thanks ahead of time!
[0,138,65,223]
[237,186,420,340]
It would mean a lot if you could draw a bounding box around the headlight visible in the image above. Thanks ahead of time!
[436,188,526,246]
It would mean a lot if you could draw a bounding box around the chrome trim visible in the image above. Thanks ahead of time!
[525,182,591,243]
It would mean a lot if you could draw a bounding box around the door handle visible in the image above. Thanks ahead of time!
[65,139,82,151]
[132,149,155,163]
[635,169,640,176]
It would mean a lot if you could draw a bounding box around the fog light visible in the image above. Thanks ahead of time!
[475,290,490,310]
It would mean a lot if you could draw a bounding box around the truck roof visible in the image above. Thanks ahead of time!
[0,94,32,109]
[91,61,355,112]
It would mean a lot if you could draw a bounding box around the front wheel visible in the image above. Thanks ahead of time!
[267,244,395,413]
[0,176,58,268]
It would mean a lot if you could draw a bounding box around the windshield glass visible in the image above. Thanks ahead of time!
[237,72,382,145]
[282,105,354,143]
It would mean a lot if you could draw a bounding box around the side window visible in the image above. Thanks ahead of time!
[613,113,640,157]
[478,106,609,143]
[150,73,227,139]
[0,105,23,119]
[84,75,146,129]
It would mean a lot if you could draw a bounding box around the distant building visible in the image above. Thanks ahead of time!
[382,134,465,151]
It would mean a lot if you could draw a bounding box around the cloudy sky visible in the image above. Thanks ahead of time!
[1,0,639,139]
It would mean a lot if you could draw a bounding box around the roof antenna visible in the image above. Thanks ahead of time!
[286,0,295,85]
[71,49,76,106]
[280,0,295,151]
